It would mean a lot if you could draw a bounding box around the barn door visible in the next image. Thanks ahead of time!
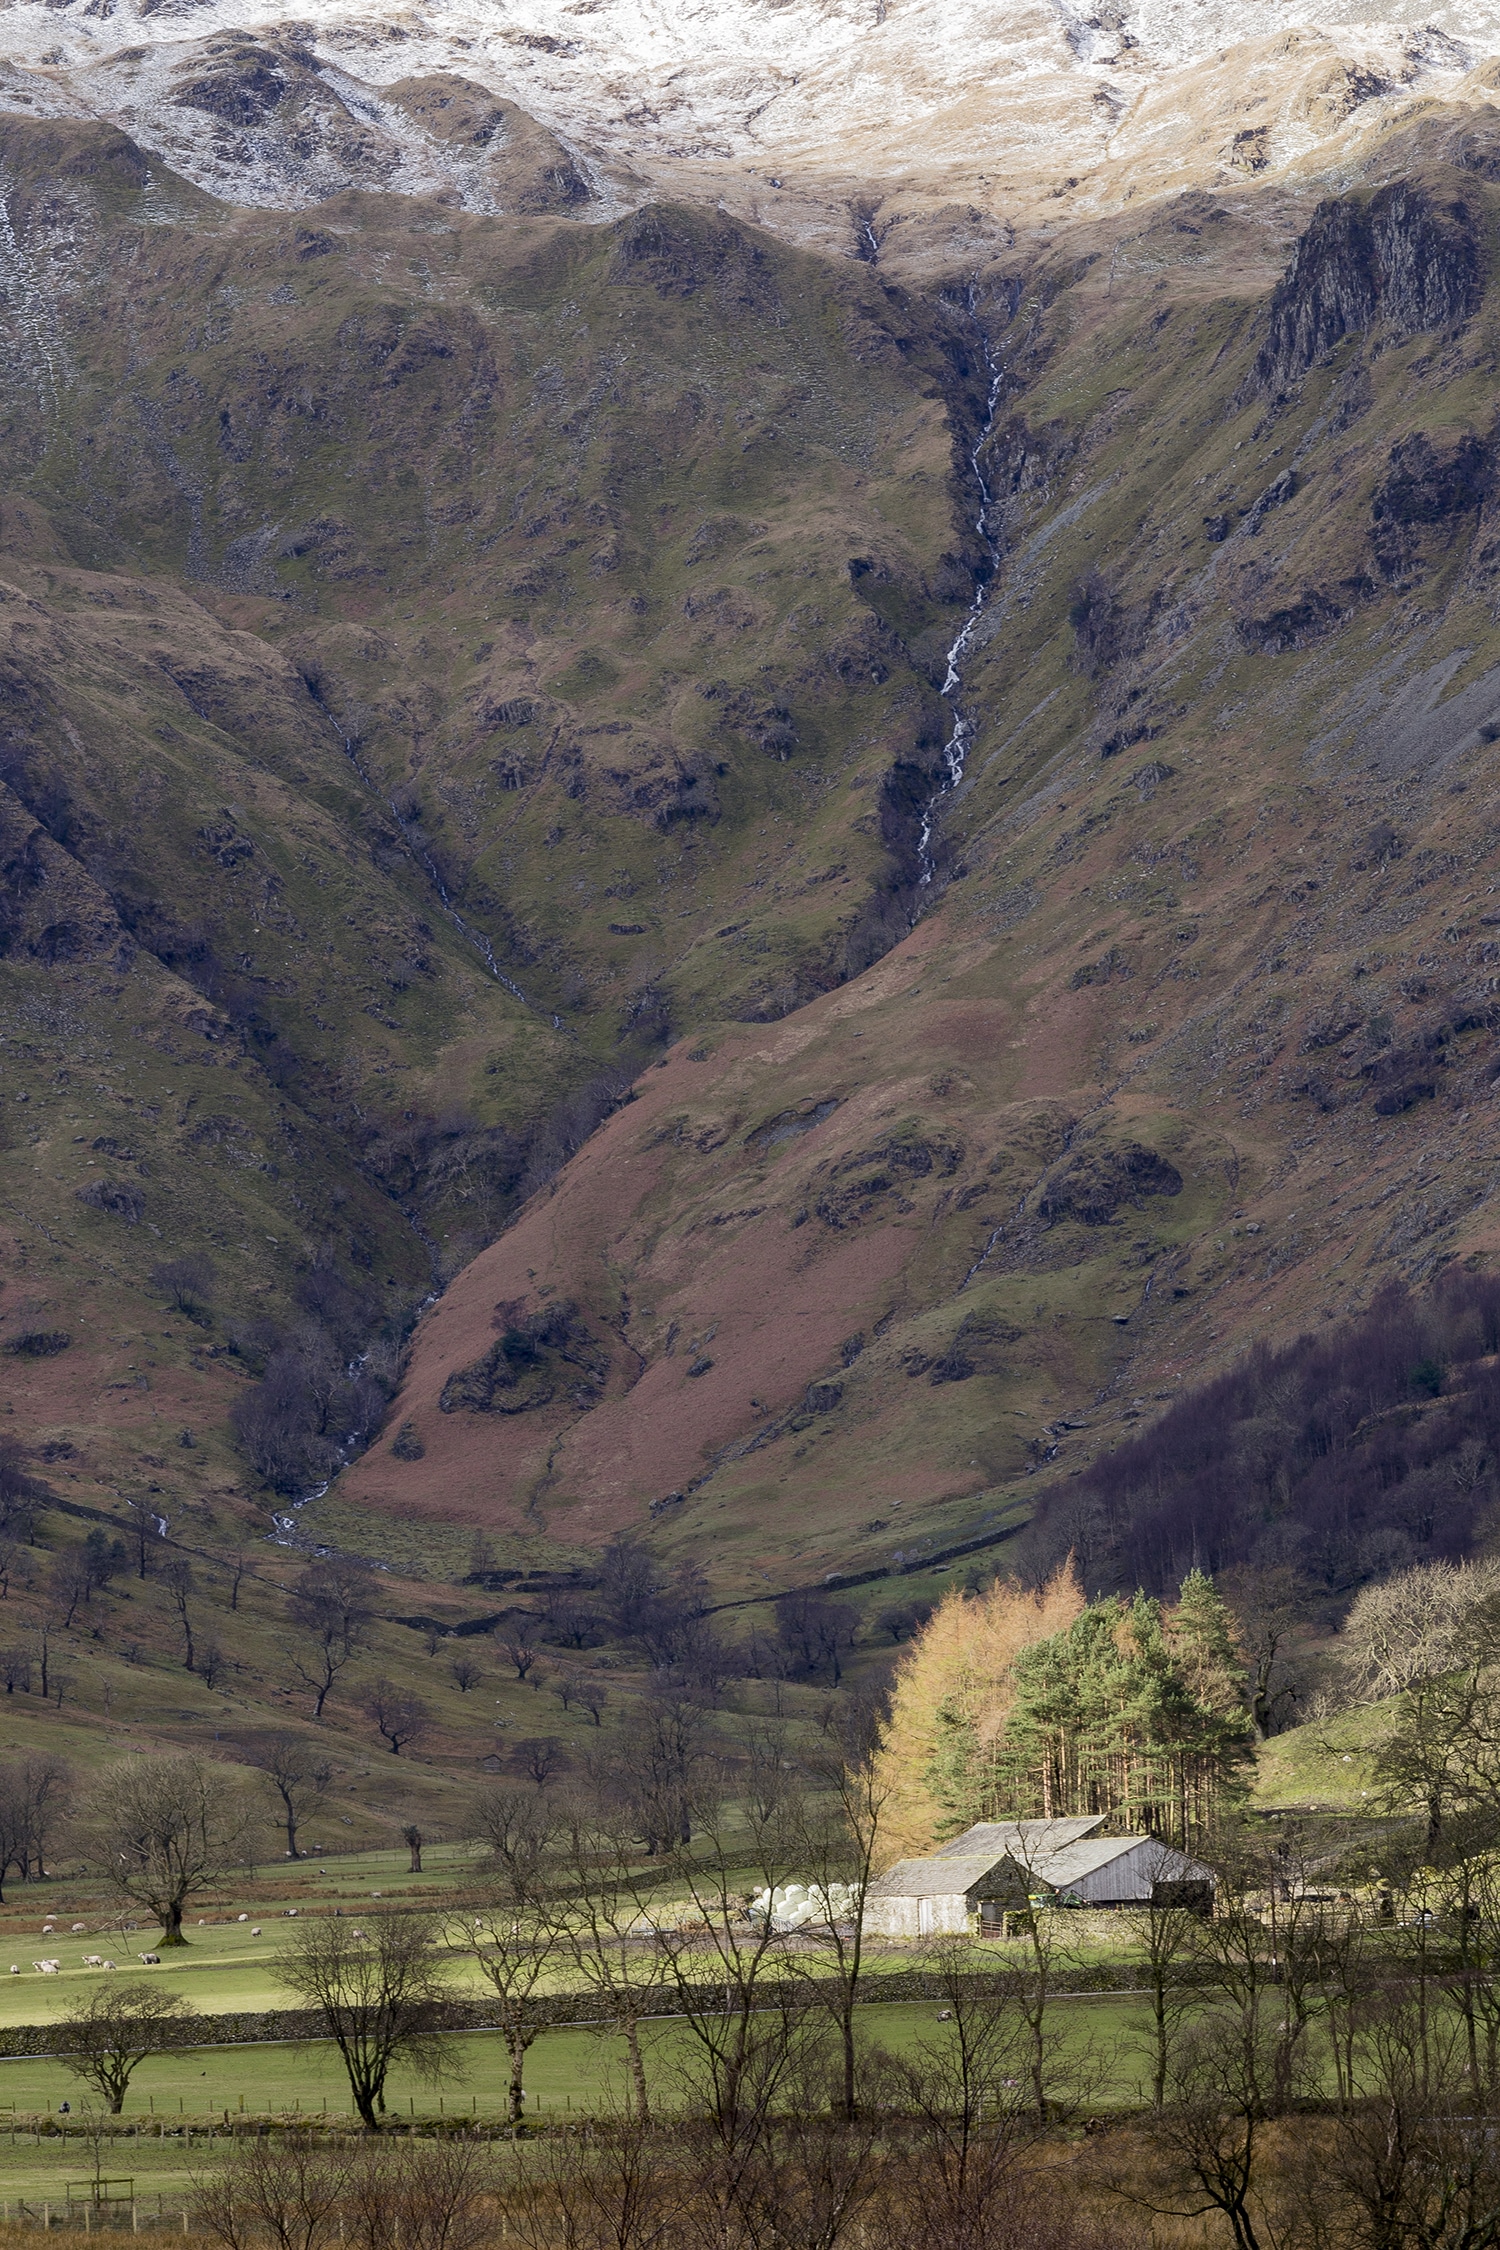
[918,1897,933,1938]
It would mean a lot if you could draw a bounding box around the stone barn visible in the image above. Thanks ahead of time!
[864,1816,1213,1938]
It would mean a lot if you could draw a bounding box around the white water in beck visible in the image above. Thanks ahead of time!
[918,336,1005,888]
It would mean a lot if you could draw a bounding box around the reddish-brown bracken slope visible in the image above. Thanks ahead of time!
[348,124,1500,1595]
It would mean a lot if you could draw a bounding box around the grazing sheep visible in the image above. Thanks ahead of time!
[9,1966,18,1976]
[351,1929,367,1940]
[82,1955,103,1968]
[101,1961,117,1971]
[137,1952,161,1966]
[33,1961,59,1974]
[250,1928,261,1938]
[237,1913,248,1922]
[70,1924,85,1934]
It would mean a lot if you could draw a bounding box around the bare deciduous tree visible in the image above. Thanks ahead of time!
[245,1733,333,1859]
[554,1807,673,2122]
[1339,1557,1500,1701]
[86,1752,245,1945]
[451,1827,560,2129]
[1119,1847,1208,2114]
[0,1754,72,1894]
[121,1493,164,1582]
[786,1716,893,2123]
[161,1557,196,1672]
[50,1547,92,1630]
[220,1549,249,1613]
[286,1560,375,1721]
[274,1913,457,2130]
[500,1618,539,1682]
[471,1785,558,1886]
[54,1981,195,2113]
[510,1736,567,1790]
[361,1679,431,1756]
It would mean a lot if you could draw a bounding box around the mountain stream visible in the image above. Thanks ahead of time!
[918,323,1005,889]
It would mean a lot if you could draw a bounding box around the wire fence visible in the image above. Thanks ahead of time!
[2,2201,189,2234]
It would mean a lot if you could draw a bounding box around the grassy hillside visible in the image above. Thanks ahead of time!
[1251,1700,1394,1814]
[350,124,1500,1591]
[0,112,984,1552]
[7,104,1500,1603]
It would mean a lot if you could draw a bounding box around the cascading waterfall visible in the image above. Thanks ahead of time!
[917,320,1005,888]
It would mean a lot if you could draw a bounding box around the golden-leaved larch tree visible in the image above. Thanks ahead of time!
[872,1560,1084,1863]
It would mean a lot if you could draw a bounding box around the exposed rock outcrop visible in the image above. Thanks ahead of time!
[1255,181,1482,394]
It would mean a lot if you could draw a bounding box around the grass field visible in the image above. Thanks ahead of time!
[0,1989,1161,2203]
[0,1793,1392,2217]
[0,1837,1164,2034]
[0,1847,495,2029]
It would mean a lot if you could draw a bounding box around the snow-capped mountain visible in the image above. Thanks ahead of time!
[5,0,1500,256]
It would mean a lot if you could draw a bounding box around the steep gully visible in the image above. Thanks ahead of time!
[918,316,1005,890]
[273,313,1010,1559]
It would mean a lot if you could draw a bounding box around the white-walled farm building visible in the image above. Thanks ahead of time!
[864,1816,1213,1939]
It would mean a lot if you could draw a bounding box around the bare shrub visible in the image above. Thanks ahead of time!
[151,1254,217,1316]
[344,2135,497,2250]
[500,2116,680,2250]
[195,2135,353,2250]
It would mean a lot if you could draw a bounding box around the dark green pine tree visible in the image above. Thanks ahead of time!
[990,1575,1254,1847]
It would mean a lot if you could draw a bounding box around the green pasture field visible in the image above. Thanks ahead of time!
[0,1992,1163,2200]
[0,1847,503,2028]
[0,1838,1156,2033]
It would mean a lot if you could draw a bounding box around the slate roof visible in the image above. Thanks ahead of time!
[867,1853,1012,1900]
[932,1816,1106,1861]
[871,1830,1212,1901]
[1028,1837,1151,1888]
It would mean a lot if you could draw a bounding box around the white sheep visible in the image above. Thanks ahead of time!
[237,1913,248,1922]
[101,1960,117,1971]
[70,1924,85,1934]
[138,1952,161,1966]
[9,1966,18,1976]
[82,1955,103,1968]
[33,1961,58,1975]
[251,1927,261,1938]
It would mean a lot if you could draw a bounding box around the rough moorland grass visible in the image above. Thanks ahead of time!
[1249,1697,1394,1812]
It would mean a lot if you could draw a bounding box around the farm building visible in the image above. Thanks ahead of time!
[864,1816,1213,1938]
